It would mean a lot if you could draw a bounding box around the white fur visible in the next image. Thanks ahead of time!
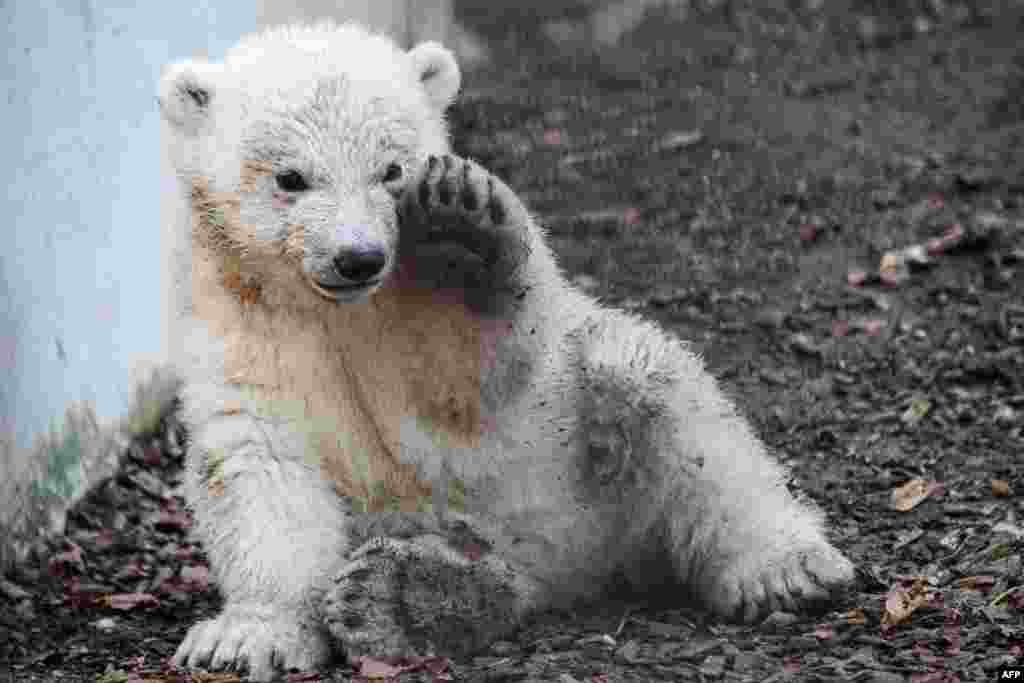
[160,21,853,681]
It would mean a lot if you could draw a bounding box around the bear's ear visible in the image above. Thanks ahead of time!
[157,60,219,134]
[408,41,461,111]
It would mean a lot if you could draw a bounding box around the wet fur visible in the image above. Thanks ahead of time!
[161,21,854,681]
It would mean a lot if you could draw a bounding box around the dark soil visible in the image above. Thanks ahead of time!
[3,1,1024,681]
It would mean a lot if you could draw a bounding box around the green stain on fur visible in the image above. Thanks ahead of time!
[369,480,402,512]
[207,206,226,230]
[205,448,226,484]
[447,477,467,513]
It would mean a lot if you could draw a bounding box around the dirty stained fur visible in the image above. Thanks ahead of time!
[161,20,855,682]
[188,171,505,504]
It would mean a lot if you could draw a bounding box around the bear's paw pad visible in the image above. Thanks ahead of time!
[402,154,528,261]
[324,535,522,660]
[413,154,508,228]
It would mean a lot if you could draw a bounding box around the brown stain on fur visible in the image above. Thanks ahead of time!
[188,174,489,510]
[191,177,265,304]
[361,283,484,449]
[284,224,305,260]
[239,159,274,193]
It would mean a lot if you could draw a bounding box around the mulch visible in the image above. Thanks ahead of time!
[3,1,1023,681]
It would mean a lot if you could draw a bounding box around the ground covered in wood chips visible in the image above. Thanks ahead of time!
[2,1,1023,681]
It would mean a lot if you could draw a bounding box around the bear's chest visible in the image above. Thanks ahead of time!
[210,281,572,511]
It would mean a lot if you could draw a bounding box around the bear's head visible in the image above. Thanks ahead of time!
[158,22,460,304]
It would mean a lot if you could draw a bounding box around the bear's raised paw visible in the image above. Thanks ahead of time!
[398,154,532,306]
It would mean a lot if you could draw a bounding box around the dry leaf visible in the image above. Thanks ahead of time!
[901,397,932,426]
[891,478,941,512]
[356,656,407,679]
[543,129,564,146]
[353,655,452,682]
[844,607,868,625]
[179,565,210,590]
[859,318,887,336]
[881,577,930,626]
[925,222,966,255]
[957,575,996,593]
[847,269,869,286]
[879,251,909,286]
[102,593,160,610]
[813,623,835,640]
[799,222,821,243]
[48,542,86,575]
[155,511,190,532]
[991,479,1012,497]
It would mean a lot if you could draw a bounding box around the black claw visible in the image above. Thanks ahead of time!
[460,163,478,210]
[346,567,373,582]
[487,177,506,225]
[419,156,439,207]
[438,156,455,205]
[418,179,431,209]
[438,183,453,206]
[362,542,387,556]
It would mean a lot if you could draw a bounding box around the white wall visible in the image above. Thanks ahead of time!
[1,1,258,451]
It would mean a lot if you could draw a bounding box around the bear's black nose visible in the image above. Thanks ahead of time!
[332,246,387,282]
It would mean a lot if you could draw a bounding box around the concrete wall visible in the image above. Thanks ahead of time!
[1,1,259,453]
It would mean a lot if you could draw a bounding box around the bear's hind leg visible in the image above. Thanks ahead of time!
[574,314,855,622]
[657,362,855,622]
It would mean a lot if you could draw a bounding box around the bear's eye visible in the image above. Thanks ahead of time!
[275,170,309,192]
[382,163,403,183]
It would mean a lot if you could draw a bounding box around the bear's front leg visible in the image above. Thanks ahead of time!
[322,524,542,660]
[172,413,349,681]
[397,154,543,316]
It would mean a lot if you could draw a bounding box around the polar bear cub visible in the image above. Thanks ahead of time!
[159,21,854,681]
